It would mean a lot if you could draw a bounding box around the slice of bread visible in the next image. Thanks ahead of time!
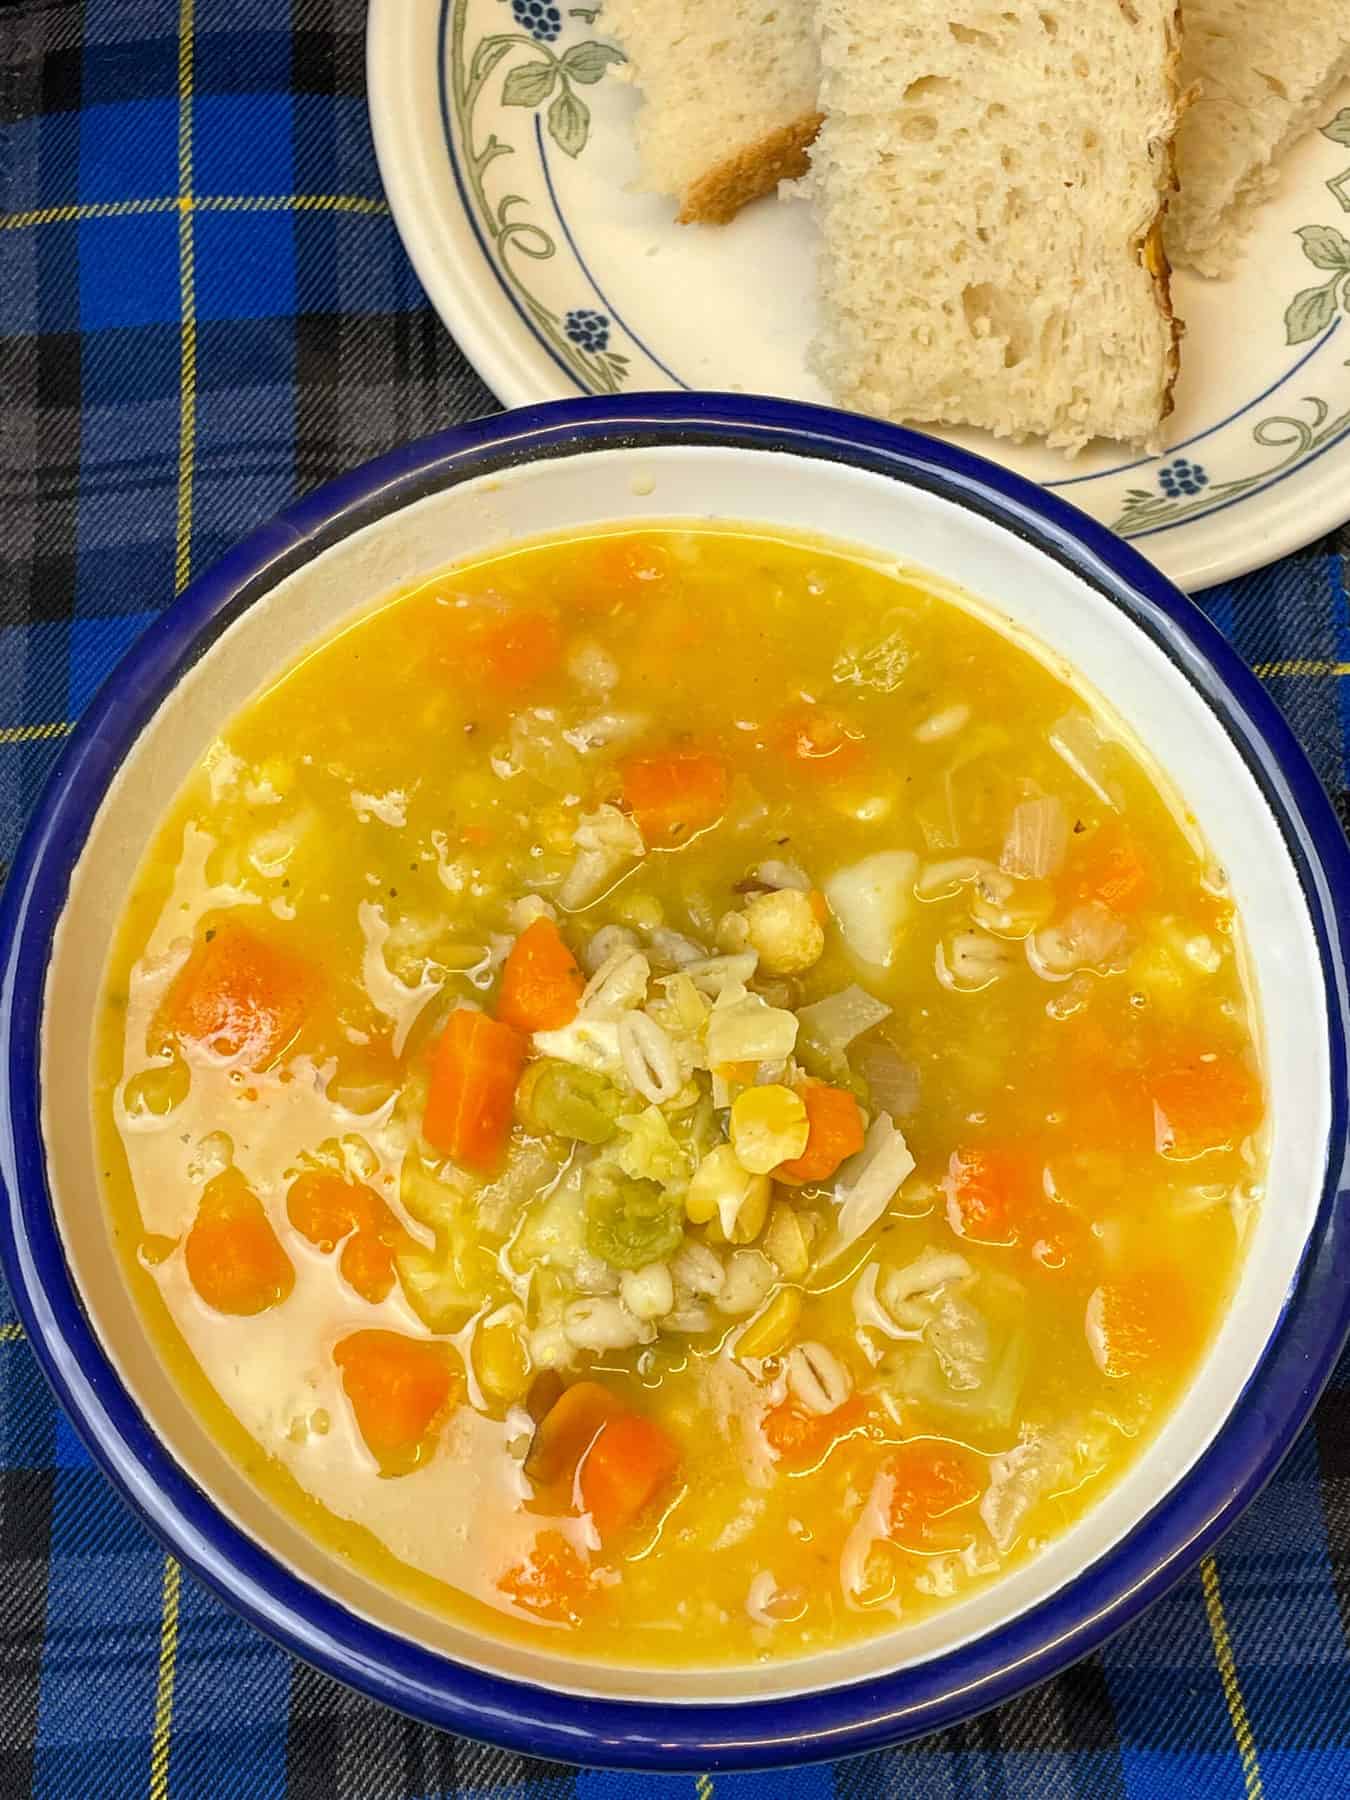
[808,1,1183,453]
[1167,6,1350,275]
[603,0,821,224]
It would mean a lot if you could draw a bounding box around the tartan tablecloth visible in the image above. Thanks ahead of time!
[2,2,1349,1795]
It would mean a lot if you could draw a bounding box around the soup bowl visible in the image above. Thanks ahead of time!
[1,395,1348,1769]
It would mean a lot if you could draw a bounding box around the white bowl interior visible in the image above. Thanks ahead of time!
[41,444,1328,1703]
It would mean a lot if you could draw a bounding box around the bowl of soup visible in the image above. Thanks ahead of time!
[2,395,1348,1768]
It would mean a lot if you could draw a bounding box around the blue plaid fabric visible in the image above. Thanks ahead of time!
[1,2,1348,1795]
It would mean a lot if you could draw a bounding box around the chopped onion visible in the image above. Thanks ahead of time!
[797,984,892,1055]
[914,703,970,743]
[826,1113,916,1260]
[1049,714,1123,810]
[979,1432,1071,1553]
[752,859,812,892]
[1000,796,1068,880]
[562,710,648,754]
[853,1041,920,1117]
[916,856,993,899]
[558,804,644,911]
[1028,902,1129,980]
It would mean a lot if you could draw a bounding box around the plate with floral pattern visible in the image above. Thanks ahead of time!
[368,0,1350,590]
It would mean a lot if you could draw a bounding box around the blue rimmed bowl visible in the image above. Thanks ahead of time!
[2,395,1348,1770]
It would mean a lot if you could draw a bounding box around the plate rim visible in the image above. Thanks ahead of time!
[366,0,1350,592]
[3,392,1350,1767]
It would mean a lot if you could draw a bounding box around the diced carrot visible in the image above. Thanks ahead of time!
[333,1329,458,1475]
[423,1008,526,1172]
[573,535,669,611]
[496,917,585,1034]
[184,1168,294,1316]
[944,1146,1039,1246]
[461,607,563,694]
[525,1380,624,1488]
[1086,1268,1198,1379]
[775,1082,866,1184]
[763,1394,866,1469]
[287,1169,398,1304]
[157,917,317,1069]
[339,1226,398,1306]
[620,749,729,847]
[886,1440,982,1542]
[578,1412,681,1539]
[460,824,494,849]
[1065,825,1151,915]
[776,705,867,781]
[286,1168,378,1251]
[1149,1043,1263,1159]
[497,1529,591,1624]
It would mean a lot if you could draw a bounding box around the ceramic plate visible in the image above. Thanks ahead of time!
[368,0,1350,590]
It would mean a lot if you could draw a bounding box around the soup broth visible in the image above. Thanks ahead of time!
[95,527,1265,1665]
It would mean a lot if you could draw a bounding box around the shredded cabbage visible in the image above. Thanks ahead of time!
[825,1113,915,1258]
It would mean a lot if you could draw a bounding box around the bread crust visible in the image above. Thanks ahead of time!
[677,112,824,225]
[1141,1,1187,432]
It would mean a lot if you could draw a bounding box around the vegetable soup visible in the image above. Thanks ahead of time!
[95,527,1266,1665]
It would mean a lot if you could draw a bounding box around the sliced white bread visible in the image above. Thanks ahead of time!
[603,0,821,224]
[808,1,1183,452]
[1167,4,1350,275]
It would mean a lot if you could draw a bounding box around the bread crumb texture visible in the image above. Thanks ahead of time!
[603,0,820,221]
[1167,2,1350,275]
[809,1,1183,451]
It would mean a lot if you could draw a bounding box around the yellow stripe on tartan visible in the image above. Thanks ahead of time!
[196,193,389,216]
[0,1322,25,1341]
[1201,1555,1265,1800]
[174,0,197,600]
[149,1556,182,1800]
[0,721,73,745]
[1253,659,1350,678]
[695,1776,714,1800]
[1,194,389,231]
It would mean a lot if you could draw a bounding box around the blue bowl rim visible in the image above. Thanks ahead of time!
[1,392,1348,1771]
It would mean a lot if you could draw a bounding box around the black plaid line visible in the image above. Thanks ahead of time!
[284,1657,578,1799]
[0,1467,56,1795]
[292,307,497,497]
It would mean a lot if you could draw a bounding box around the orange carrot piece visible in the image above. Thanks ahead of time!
[338,1228,398,1307]
[286,1168,378,1251]
[775,1082,866,1184]
[1087,1269,1198,1379]
[763,1394,866,1469]
[886,1440,982,1542]
[1065,825,1151,915]
[578,1411,680,1539]
[496,917,585,1034]
[423,1008,526,1172]
[157,917,317,1068]
[287,1169,398,1304]
[1149,1044,1263,1159]
[620,749,729,847]
[497,1529,591,1624]
[184,1168,294,1316]
[776,705,867,781]
[944,1146,1039,1246]
[574,535,669,611]
[333,1329,458,1475]
[525,1380,624,1488]
[464,608,563,694]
